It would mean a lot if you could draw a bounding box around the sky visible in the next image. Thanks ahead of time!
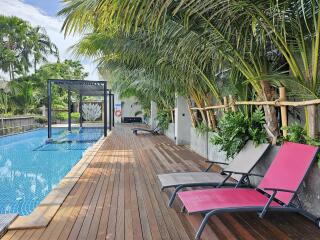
[0,0,99,80]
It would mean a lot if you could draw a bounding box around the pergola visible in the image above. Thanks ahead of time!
[47,79,114,139]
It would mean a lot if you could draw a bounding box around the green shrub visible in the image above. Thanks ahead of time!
[156,110,171,131]
[55,112,80,122]
[210,108,267,160]
[71,112,80,121]
[34,116,47,124]
[280,123,308,144]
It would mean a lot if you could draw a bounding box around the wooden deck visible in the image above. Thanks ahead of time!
[2,125,320,240]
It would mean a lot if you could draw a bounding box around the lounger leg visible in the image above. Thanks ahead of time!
[168,185,185,207]
[259,191,277,218]
[181,205,186,213]
[195,210,216,240]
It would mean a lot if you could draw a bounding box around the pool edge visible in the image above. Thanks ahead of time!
[7,131,110,230]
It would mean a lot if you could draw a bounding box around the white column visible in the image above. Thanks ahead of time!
[175,96,191,145]
[150,101,158,128]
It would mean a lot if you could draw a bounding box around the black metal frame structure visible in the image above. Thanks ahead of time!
[47,79,112,139]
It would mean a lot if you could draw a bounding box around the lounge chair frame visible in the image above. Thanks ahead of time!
[165,161,255,207]
[162,141,269,207]
[185,154,320,240]
[132,125,161,135]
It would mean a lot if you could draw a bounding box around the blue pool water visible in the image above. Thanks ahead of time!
[0,128,103,215]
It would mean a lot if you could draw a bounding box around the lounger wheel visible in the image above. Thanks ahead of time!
[316,218,320,228]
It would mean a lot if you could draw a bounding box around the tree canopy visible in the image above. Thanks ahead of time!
[58,0,320,136]
[0,15,59,80]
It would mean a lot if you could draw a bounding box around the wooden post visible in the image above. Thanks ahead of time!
[279,87,288,137]
[229,95,236,112]
[223,96,228,112]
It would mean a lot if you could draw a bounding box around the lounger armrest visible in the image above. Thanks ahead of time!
[221,170,264,177]
[262,187,296,193]
[205,160,229,165]
[204,161,229,172]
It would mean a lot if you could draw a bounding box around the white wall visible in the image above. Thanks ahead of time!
[165,123,175,142]
[150,101,158,128]
[175,96,191,145]
[113,94,144,123]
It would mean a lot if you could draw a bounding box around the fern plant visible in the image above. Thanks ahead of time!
[210,108,267,160]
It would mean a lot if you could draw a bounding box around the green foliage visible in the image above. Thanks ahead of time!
[195,122,211,136]
[210,109,267,160]
[156,110,171,131]
[0,15,58,80]
[210,111,248,160]
[34,116,47,124]
[0,60,88,115]
[0,15,89,115]
[55,112,80,122]
[281,123,308,144]
[248,108,268,146]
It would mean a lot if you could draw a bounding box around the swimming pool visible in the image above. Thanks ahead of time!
[0,127,103,215]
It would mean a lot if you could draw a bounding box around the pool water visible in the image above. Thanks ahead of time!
[0,128,103,215]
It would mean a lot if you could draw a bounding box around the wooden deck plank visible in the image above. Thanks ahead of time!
[86,154,116,240]
[2,124,320,240]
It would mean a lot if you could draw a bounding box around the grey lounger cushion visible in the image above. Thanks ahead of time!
[158,172,227,189]
[158,141,269,189]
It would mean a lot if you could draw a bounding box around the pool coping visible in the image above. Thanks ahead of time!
[8,132,109,230]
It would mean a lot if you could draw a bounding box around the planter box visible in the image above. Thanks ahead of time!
[207,132,227,165]
[164,123,175,142]
[190,127,208,158]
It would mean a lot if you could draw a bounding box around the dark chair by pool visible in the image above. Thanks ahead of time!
[132,125,161,135]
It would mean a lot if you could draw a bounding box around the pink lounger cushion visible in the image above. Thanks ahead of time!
[178,188,280,214]
[258,142,318,205]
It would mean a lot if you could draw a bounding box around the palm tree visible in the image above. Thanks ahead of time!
[28,26,59,74]
[0,16,59,79]
[59,0,320,136]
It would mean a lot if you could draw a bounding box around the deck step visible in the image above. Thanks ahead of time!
[0,214,18,238]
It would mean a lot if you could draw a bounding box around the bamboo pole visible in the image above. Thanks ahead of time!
[235,99,320,107]
[190,98,320,111]
[279,87,288,137]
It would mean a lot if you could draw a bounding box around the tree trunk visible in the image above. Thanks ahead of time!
[260,80,279,137]
[306,105,318,138]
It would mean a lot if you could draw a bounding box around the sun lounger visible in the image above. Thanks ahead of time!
[178,142,320,240]
[158,141,269,206]
[132,125,160,135]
